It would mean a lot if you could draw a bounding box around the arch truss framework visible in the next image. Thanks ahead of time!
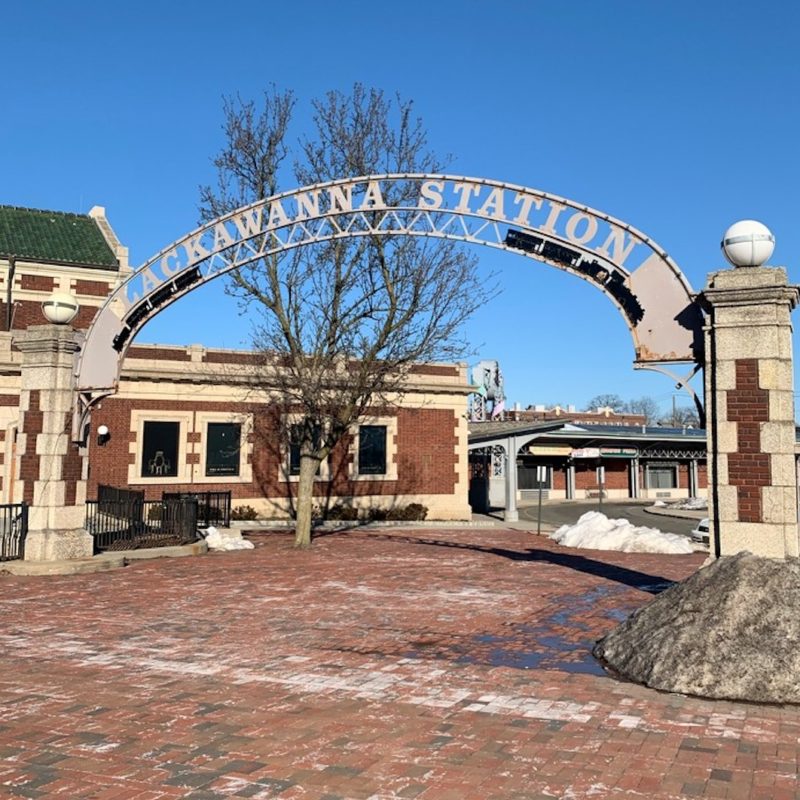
[73,174,705,438]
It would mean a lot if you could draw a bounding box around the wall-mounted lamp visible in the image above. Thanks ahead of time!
[97,424,111,446]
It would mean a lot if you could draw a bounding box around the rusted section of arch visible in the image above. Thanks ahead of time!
[74,174,704,436]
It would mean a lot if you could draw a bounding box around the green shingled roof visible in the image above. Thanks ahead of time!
[0,205,118,268]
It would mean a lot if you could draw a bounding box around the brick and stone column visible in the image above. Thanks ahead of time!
[15,325,92,560]
[700,266,799,558]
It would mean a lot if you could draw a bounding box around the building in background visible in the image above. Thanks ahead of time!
[468,420,707,507]
[504,403,648,427]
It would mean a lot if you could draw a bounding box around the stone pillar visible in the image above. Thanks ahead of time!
[689,459,699,498]
[504,436,519,522]
[566,463,576,500]
[700,267,799,559]
[630,457,640,499]
[15,325,92,561]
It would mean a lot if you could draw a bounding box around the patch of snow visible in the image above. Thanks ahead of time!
[670,497,708,510]
[652,500,667,507]
[550,511,693,554]
[203,526,255,551]
[77,741,120,753]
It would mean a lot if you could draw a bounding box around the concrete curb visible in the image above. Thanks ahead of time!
[0,540,208,577]
[644,506,707,521]
[121,540,209,560]
[1,553,126,576]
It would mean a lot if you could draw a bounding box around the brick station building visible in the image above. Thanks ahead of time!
[0,205,472,520]
[468,420,709,507]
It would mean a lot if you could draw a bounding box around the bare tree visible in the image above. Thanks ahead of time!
[583,394,665,424]
[625,396,660,425]
[200,84,490,547]
[199,88,295,219]
[584,393,626,412]
[660,405,700,427]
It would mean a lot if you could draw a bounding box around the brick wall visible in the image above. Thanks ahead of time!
[62,409,84,506]
[72,304,99,331]
[87,398,459,502]
[409,364,460,377]
[72,279,112,297]
[574,460,629,490]
[18,391,42,504]
[19,274,56,292]
[203,351,264,365]
[127,346,191,362]
[726,358,771,522]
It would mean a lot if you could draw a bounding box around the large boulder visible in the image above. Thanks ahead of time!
[594,552,800,703]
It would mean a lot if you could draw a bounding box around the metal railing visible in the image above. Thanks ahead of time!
[162,491,231,528]
[0,503,28,561]
[98,484,144,510]
[86,494,198,553]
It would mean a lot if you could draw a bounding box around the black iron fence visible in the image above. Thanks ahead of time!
[87,490,198,553]
[163,491,231,528]
[86,486,231,553]
[99,484,144,510]
[0,503,28,561]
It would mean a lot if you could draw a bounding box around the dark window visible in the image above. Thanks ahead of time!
[141,421,179,478]
[289,423,321,477]
[517,464,552,490]
[289,432,301,476]
[206,422,241,477]
[359,425,387,475]
[646,465,678,489]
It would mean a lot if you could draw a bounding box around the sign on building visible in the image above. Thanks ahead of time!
[571,448,601,458]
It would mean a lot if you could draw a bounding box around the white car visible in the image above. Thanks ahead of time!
[691,518,710,544]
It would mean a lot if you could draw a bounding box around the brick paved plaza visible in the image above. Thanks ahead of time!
[1,528,798,799]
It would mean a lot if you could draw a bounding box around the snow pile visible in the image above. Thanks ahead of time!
[669,497,708,511]
[550,511,693,554]
[203,526,255,551]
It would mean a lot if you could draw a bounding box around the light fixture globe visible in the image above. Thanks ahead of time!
[42,291,79,324]
[721,220,775,268]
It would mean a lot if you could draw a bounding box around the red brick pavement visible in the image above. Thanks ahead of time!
[0,528,798,799]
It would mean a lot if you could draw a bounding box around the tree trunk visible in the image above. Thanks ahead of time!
[294,455,318,548]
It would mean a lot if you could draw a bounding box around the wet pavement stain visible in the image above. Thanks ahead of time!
[399,582,652,676]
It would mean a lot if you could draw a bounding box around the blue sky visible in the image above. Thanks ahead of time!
[3,1,799,417]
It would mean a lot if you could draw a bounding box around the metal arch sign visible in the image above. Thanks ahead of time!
[75,174,703,397]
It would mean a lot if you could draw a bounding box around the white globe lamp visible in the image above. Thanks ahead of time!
[721,220,775,268]
[42,291,79,325]
[96,423,111,445]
